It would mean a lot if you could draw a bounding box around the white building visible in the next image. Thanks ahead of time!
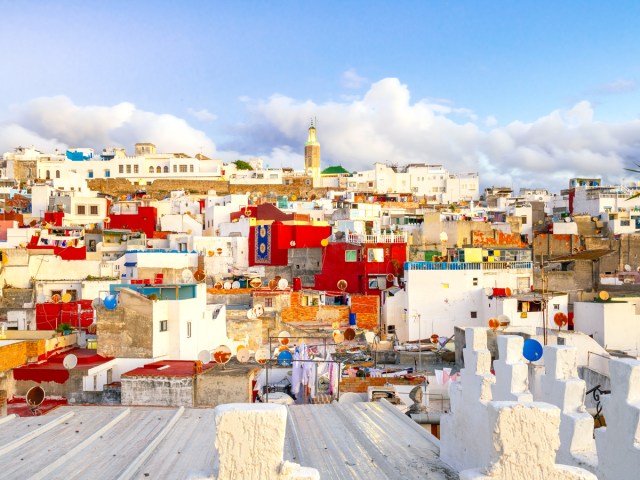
[348,163,479,203]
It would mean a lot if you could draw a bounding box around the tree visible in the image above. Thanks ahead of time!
[233,160,253,171]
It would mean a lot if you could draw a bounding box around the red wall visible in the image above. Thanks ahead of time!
[248,222,332,266]
[109,206,157,238]
[36,300,94,330]
[44,211,65,226]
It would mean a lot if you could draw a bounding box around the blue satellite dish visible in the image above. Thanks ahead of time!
[277,350,293,367]
[523,339,543,362]
[103,294,118,310]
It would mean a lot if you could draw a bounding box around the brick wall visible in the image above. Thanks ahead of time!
[0,342,28,373]
[340,376,425,394]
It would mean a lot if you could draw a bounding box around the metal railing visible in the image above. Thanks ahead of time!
[347,232,408,244]
[405,261,533,271]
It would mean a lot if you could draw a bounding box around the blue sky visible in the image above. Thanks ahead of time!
[2,1,640,191]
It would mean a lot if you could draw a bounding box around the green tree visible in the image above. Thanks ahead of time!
[233,160,253,171]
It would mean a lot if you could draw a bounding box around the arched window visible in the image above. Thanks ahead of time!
[163,166,169,173]
[55,170,60,178]
[156,166,161,173]
[46,170,51,180]
[149,166,154,173]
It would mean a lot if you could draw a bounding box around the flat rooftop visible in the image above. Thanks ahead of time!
[0,401,457,479]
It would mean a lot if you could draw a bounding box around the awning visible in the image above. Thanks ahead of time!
[124,262,137,267]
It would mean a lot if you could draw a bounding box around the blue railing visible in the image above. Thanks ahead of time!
[405,261,533,271]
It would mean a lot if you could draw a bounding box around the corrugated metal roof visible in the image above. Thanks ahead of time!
[284,400,457,479]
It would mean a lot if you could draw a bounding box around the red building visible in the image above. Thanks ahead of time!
[314,238,406,296]
[242,204,331,266]
[108,205,157,238]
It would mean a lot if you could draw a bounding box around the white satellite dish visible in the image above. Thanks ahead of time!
[255,346,270,365]
[247,308,257,320]
[254,305,264,317]
[364,331,377,344]
[91,297,102,308]
[223,281,232,290]
[213,345,232,364]
[181,269,194,283]
[232,280,240,289]
[237,348,250,363]
[483,287,493,296]
[198,350,212,364]
[63,354,78,370]
[277,278,289,289]
[625,264,632,272]
[36,294,46,303]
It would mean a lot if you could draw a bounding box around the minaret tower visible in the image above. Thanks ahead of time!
[304,119,321,181]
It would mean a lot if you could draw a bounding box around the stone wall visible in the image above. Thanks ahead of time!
[121,375,193,407]
[194,365,260,407]
[96,301,153,358]
[340,376,425,394]
[289,249,323,286]
[0,341,28,373]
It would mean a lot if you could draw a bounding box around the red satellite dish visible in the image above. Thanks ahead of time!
[488,318,500,330]
[554,312,568,328]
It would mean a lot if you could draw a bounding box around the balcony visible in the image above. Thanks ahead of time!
[405,261,533,271]
[347,232,408,244]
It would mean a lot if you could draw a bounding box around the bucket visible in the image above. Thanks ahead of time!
[349,313,357,326]
[238,278,247,288]
[293,277,302,291]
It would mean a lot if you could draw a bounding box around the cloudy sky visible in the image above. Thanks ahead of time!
[2,1,640,192]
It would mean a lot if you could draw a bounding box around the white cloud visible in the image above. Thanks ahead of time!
[228,78,640,191]
[592,78,637,95]
[341,68,368,89]
[187,107,217,122]
[0,96,216,157]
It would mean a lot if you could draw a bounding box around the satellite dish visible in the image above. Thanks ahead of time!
[207,250,214,257]
[237,348,250,363]
[198,350,212,364]
[91,297,102,308]
[364,331,376,344]
[484,287,493,296]
[214,281,223,289]
[278,330,290,346]
[249,277,262,288]
[193,270,206,282]
[246,308,257,320]
[254,305,264,317]
[344,327,356,341]
[277,350,293,367]
[181,269,194,283]
[554,312,568,328]
[268,279,278,290]
[320,238,329,247]
[277,278,289,290]
[488,318,499,330]
[63,354,78,370]
[26,385,45,410]
[430,334,439,344]
[599,290,610,301]
[232,280,240,289]
[290,240,296,247]
[255,346,269,365]
[61,293,72,303]
[103,294,118,310]
[386,273,395,283]
[497,314,511,328]
[29,219,37,227]
[333,330,345,344]
[337,279,348,291]
[223,281,232,290]
[213,345,232,364]
[439,231,448,243]
[523,339,543,362]
[36,294,46,303]
[625,264,632,272]
[51,294,61,304]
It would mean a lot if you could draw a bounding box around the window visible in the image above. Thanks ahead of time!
[304,179,311,186]
[119,165,124,174]
[189,165,194,173]
[265,298,273,308]
[126,165,131,174]
[160,320,168,332]
[367,248,384,262]
[173,165,177,173]
[473,277,478,286]
[51,290,62,300]
[156,166,161,173]
[345,250,358,262]
[553,304,560,310]
[368,275,386,289]
[149,166,154,173]
[187,321,192,338]
[164,166,169,173]
[90,205,99,215]
[134,165,139,174]
[88,170,93,179]
[77,205,86,215]
[46,170,51,179]
[67,290,77,301]
[621,220,630,226]
[105,169,110,178]
[56,170,60,178]
[180,165,187,173]
[470,311,478,319]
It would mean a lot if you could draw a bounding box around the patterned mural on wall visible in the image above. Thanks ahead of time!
[255,224,272,264]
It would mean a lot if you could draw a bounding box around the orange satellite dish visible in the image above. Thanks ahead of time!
[51,294,61,304]
[430,334,439,344]
[554,312,568,328]
[488,318,500,330]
